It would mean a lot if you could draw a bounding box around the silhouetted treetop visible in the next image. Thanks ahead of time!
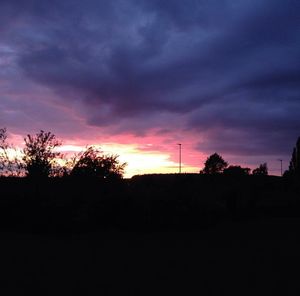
[0,127,24,176]
[70,146,126,179]
[223,165,251,176]
[0,128,6,144]
[0,128,8,174]
[288,137,300,176]
[23,130,61,178]
[252,163,268,176]
[200,153,228,174]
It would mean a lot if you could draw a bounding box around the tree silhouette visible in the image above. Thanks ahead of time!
[23,130,61,178]
[0,128,9,175]
[0,127,24,176]
[200,153,228,174]
[223,165,251,176]
[288,137,300,176]
[252,163,268,175]
[70,146,126,179]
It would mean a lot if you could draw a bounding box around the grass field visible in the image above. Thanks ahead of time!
[1,217,300,295]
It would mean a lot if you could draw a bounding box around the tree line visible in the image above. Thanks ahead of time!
[200,136,300,178]
[1,127,299,179]
[0,128,126,179]
[200,152,268,176]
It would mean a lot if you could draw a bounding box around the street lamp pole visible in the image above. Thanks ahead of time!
[178,143,182,174]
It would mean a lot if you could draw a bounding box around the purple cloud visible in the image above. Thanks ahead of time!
[0,0,299,169]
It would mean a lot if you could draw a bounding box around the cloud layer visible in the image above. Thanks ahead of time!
[0,0,299,173]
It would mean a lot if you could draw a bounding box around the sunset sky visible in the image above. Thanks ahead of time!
[0,0,299,177]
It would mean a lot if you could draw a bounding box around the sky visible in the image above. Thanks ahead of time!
[0,0,299,177]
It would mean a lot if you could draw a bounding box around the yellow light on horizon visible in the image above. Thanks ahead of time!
[2,143,199,178]
[57,143,196,177]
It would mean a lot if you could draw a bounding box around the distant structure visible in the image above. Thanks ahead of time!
[177,143,182,174]
[289,137,300,175]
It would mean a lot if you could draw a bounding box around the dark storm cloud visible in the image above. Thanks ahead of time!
[1,0,300,156]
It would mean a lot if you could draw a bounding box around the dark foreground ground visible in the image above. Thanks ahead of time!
[0,174,299,295]
[1,217,300,296]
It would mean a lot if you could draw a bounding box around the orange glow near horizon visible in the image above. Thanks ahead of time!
[4,131,283,177]
[5,131,204,178]
[56,143,200,177]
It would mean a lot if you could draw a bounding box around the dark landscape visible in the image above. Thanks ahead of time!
[1,129,300,295]
[0,172,300,295]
